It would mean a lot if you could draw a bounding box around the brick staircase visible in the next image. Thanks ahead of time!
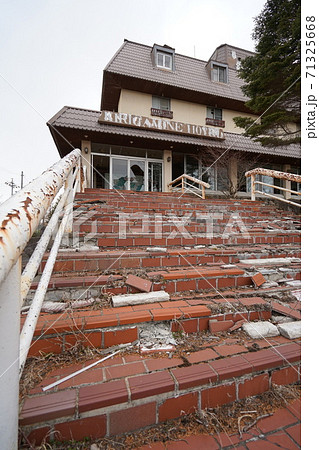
[19,189,301,446]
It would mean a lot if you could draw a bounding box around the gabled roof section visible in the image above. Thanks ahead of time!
[210,44,255,69]
[100,40,251,112]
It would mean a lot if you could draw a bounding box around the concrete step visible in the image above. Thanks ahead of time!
[19,321,301,444]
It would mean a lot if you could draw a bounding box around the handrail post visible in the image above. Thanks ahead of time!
[251,174,256,201]
[181,176,185,194]
[0,258,21,450]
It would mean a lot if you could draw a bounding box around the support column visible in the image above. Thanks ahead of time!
[228,155,238,196]
[283,164,291,200]
[163,150,172,192]
[0,258,21,450]
[81,140,91,188]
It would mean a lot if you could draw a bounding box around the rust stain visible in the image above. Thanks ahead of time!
[1,209,21,229]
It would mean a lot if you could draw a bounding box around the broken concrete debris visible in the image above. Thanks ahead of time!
[242,321,280,339]
[112,291,170,307]
[125,274,152,293]
[277,321,301,339]
[138,322,177,353]
[239,257,300,266]
[146,247,167,252]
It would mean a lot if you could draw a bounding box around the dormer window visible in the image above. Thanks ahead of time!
[151,44,175,72]
[212,64,227,83]
[157,51,173,70]
[206,59,228,84]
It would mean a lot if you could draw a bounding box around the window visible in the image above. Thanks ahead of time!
[151,44,175,71]
[207,107,222,120]
[151,96,173,119]
[206,107,225,127]
[157,51,173,70]
[152,96,170,111]
[212,64,227,83]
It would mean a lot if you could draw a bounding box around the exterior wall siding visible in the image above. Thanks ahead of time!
[118,89,258,134]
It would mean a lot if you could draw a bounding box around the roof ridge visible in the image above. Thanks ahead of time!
[104,40,128,71]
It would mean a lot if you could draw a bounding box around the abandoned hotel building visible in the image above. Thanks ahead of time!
[48,40,301,195]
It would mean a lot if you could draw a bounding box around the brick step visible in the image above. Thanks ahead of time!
[75,189,299,213]
[23,296,275,356]
[40,245,301,275]
[74,203,300,221]
[75,202,290,214]
[30,267,252,299]
[77,220,300,237]
[30,263,301,303]
[94,232,301,248]
[19,336,301,444]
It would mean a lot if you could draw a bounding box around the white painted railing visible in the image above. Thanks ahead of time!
[0,148,85,449]
[245,168,301,208]
[168,174,210,199]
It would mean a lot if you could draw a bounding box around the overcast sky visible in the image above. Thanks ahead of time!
[0,0,268,203]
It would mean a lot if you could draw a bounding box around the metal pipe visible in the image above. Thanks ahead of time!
[19,192,75,375]
[0,259,21,450]
[0,149,81,286]
[20,184,71,305]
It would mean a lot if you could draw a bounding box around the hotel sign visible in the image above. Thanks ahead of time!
[98,111,225,140]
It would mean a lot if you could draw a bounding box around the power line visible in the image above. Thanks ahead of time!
[5,178,20,196]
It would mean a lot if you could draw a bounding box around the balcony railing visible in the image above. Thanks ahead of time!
[245,167,301,208]
[205,117,225,127]
[0,148,85,448]
[168,174,210,199]
[150,107,173,119]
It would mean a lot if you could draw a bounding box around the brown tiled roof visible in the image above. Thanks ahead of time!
[47,106,301,159]
[104,40,248,103]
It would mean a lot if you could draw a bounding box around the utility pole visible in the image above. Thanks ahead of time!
[5,178,19,196]
[20,171,24,189]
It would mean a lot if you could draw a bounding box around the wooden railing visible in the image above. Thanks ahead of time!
[245,168,301,207]
[168,174,210,199]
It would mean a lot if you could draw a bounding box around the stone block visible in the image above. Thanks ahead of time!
[112,291,169,307]
[277,321,301,339]
[242,321,280,339]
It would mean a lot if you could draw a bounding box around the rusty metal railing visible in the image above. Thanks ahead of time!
[168,174,210,199]
[245,168,301,208]
[0,148,84,449]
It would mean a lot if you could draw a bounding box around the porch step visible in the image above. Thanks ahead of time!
[31,259,301,302]
[19,189,301,445]
[40,244,301,275]
[19,333,301,444]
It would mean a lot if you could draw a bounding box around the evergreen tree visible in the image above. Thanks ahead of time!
[233,0,301,146]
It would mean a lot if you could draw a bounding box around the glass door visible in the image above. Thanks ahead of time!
[112,158,128,190]
[129,160,145,191]
[92,154,110,189]
[148,161,163,191]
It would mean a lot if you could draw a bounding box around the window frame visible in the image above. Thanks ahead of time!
[151,96,173,119]
[156,51,173,70]
[206,107,225,127]
[210,61,228,84]
[152,44,175,72]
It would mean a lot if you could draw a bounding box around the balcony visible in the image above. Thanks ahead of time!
[151,108,173,119]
